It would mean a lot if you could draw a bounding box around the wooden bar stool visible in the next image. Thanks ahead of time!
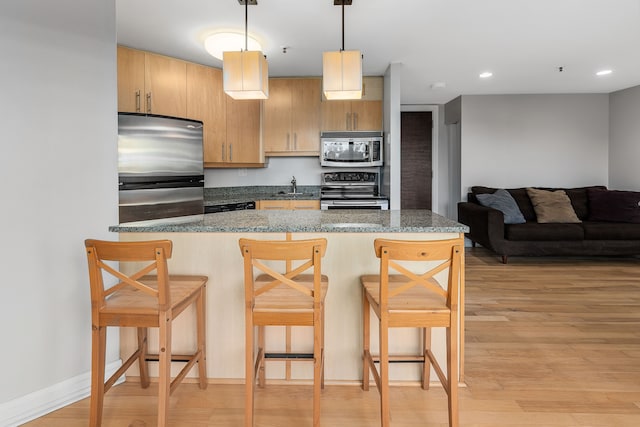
[361,238,463,427]
[239,237,328,427]
[84,239,208,427]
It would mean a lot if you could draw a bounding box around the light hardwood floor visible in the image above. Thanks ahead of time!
[23,248,640,426]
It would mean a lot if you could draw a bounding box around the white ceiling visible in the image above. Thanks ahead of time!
[116,0,640,105]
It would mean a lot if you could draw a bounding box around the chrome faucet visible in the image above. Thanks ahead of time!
[291,176,297,194]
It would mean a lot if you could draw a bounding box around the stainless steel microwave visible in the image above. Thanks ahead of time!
[320,131,383,167]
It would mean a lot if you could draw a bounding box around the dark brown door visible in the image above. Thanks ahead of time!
[401,111,432,209]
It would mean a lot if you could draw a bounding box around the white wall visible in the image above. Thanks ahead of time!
[0,1,118,424]
[460,94,610,197]
[609,85,640,191]
[205,157,323,187]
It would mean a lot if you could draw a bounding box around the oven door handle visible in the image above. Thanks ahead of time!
[330,200,380,206]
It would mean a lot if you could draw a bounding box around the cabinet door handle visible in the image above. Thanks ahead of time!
[229,144,233,162]
[135,90,141,112]
[294,133,297,150]
[354,113,358,130]
[286,133,290,151]
[222,143,226,162]
[146,93,152,113]
[346,112,351,130]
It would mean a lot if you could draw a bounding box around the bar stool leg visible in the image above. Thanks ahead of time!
[362,288,370,391]
[313,304,322,427]
[379,316,390,427]
[90,325,106,427]
[245,314,255,426]
[447,322,459,427]
[421,327,432,390]
[197,286,208,389]
[137,327,150,388]
[157,312,171,427]
[258,326,266,387]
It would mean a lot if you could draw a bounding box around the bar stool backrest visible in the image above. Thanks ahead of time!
[373,238,463,309]
[239,238,327,303]
[85,239,173,310]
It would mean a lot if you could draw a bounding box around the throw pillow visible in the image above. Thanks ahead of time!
[588,188,640,223]
[526,188,581,223]
[476,189,526,224]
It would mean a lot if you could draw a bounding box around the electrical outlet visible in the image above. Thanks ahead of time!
[238,168,247,177]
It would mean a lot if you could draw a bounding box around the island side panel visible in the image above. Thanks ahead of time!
[118,231,464,384]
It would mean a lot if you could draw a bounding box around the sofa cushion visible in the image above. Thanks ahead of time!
[505,222,585,241]
[472,186,536,221]
[526,188,581,223]
[582,221,640,240]
[563,186,607,220]
[587,188,640,223]
[476,189,526,224]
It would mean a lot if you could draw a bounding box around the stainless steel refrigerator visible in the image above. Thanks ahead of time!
[118,113,204,223]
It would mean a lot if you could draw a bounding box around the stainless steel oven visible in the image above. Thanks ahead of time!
[320,171,389,210]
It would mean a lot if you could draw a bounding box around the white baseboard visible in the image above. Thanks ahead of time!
[0,360,123,427]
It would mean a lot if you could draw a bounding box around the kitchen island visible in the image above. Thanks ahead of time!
[109,209,469,385]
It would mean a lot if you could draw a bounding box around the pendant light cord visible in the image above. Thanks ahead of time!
[244,0,248,51]
[341,1,345,52]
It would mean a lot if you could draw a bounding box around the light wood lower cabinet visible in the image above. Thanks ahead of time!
[256,200,320,210]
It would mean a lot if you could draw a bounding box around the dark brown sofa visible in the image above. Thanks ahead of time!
[457,185,640,263]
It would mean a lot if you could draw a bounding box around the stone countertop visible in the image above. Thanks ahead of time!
[204,186,320,205]
[109,209,469,233]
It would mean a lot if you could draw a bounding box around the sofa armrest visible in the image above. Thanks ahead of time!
[457,202,507,252]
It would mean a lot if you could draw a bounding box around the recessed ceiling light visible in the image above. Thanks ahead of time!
[479,71,493,79]
[596,69,613,76]
[204,32,262,60]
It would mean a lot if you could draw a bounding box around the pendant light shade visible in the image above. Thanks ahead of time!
[222,0,268,100]
[223,50,269,99]
[323,0,362,100]
[323,50,362,100]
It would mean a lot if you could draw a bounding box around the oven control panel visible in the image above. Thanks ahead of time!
[322,171,377,184]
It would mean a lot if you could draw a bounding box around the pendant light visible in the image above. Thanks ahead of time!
[223,0,269,100]
[323,0,362,100]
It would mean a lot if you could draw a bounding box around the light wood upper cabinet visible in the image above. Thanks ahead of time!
[144,53,187,118]
[321,100,382,131]
[117,46,187,117]
[118,46,264,168]
[351,100,383,130]
[186,63,226,164]
[320,76,383,131]
[117,47,145,113]
[186,62,263,167]
[263,78,321,156]
[225,98,263,165]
